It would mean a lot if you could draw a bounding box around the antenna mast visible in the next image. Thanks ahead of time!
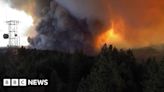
[6,20,20,47]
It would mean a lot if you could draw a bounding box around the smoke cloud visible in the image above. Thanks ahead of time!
[28,2,93,53]
[7,0,51,18]
[6,0,164,53]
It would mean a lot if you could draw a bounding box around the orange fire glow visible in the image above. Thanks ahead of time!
[95,26,121,50]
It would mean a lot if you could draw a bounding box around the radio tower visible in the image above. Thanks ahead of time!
[5,20,20,47]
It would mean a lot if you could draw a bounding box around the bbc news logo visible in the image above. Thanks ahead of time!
[3,78,48,87]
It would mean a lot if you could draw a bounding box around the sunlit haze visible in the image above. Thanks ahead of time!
[0,1,33,47]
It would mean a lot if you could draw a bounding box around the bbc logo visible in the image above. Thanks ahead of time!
[3,79,27,86]
[3,78,48,86]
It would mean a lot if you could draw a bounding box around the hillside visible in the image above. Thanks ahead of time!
[133,44,164,61]
[0,45,163,92]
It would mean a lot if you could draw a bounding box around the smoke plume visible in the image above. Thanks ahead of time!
[6,0,164,53]
[28,1,93,53]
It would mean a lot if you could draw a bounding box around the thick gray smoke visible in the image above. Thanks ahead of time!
[27,0,98,53]
[28,1,94,53]
[5,0,111,53]
[56,0,110,21]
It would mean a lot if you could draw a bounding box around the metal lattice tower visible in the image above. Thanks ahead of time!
[6,20,20,47]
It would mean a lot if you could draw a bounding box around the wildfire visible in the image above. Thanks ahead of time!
[107,29,119,41]
[95,26,121,50]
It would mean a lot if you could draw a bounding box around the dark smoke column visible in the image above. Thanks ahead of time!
[28,1,93,53]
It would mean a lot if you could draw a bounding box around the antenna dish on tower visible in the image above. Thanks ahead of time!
[3,34,9,39]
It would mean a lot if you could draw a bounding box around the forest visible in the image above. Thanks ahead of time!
[0,45,164,92]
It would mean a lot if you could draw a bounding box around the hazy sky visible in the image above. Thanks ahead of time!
[0,1,33,47]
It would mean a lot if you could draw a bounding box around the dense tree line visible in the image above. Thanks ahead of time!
[0,45,163,92]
